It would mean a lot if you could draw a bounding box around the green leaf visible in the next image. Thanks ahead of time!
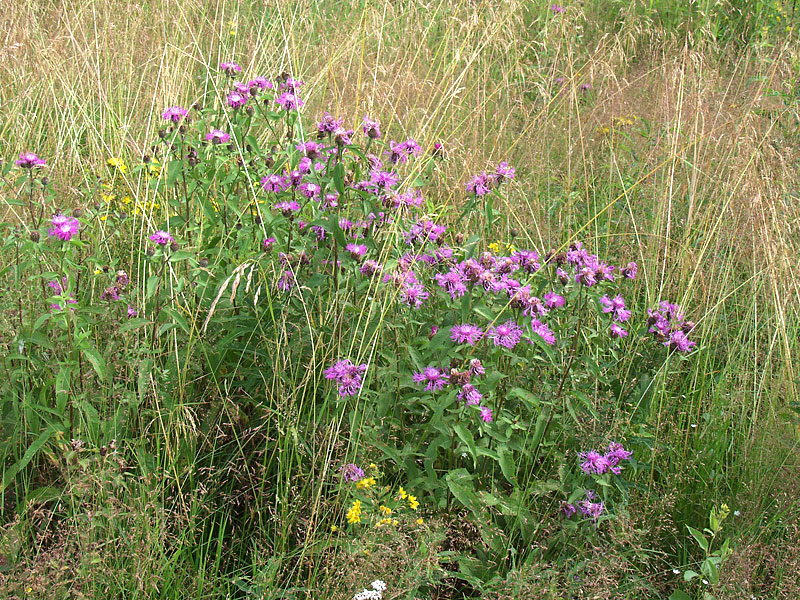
[167,159,183,187]
[81,346,107,382]
[669,591,692,600]
[687,526,709,553]
[445,469,482,516]
[453,424,477,467]
[2,425,59,491]
[683,569,699,582]
[498,448,517,484]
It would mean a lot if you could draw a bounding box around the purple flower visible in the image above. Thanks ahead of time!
[622,261,638,279]
[450,324,484,345]
[317,112,342,134]
[580,450,610,475]
[400,283,429,309]
[340,463,365,482]
[127,305,138,318]
[469,358,485,376]
[296,140,323,159]
[275,201,300,216]
[605,442,632,472]
[386,139,421,164]
[511,250,540,273]
[205,129,231,144]
[550,4,565,14]
[666,330,696,352]
[15,152,46,169]
[325,359,368,397]
[227,90,248,108]
[149,230,173,246]
[530,319,556,345]
[579,497,605,520]
[544,292,565,309]
[368,169,399,190]
[281,77,304,91]
[161,106,188,123]
[261,174,288,193]
[321,193,339,209]
[413,366,448,391]
[434,270,468,300]
[220,61,241,74]
[360,260,383,277]
[487,320,523,349]
[47,277,77,311]
[610,322,628,338]
[263,237,276,252]
[48,215,80,241]
[466,172,492,196]
[600,294,631,322]
[298,182,321,199]
[333,127,354,146]
[248,77,273,91]
[563,503,577,517]
[495,161,516,182]
[479,406,493,423]
[101,285,120,301]
[345,243,367,259]
[275,92,303,111]
[458,384,483,406]
[362,116,381,139]
[278,270,296,292]
[580,83,592,93]
[577,266,597,287]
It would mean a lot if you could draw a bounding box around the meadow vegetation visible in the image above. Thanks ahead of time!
[1,1,799,598]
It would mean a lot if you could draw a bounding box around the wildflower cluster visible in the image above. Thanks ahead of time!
[648,301,696,352]
[338,464,423,530]
[352,580,387,600]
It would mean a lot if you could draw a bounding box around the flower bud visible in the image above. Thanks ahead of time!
[509,227,519,238]
[30,230,40,242]
[41,176,49,186]
[198,258,209,268]
[72,209,82,218]
[146,247,155,257]
[246,106,255,116]
[169,241,180,252]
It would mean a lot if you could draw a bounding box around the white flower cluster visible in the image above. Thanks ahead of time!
[352,580,387,600]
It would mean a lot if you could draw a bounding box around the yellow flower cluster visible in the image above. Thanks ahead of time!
[488,242,516,254]
[346,500,362,524]
[375,517,399,528]
[397,487,419,510]
[106,157,127,173]
[356,476,376,490]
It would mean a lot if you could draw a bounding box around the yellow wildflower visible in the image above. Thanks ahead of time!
[408,495,419,511]
[392,519,398,526]
[398,487,408,500]
[375,517,393,528]
[107,157,127,173]
[379,505,392,516]
[346,500,362,524]
[331,525,338,532]
[356,477,376,490]
[488,242,500,253]
[416,518,424,525]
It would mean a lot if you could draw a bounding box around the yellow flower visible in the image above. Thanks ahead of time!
[369,462,377,469]
[375,517,392,528]
[392,519,398,526]
[356,476,376,490]
[331,525,338,532]
[416,517,424,525]
[398,487,408,500]
[505,243,516,254]
[408,495,419,511]
[346,500,362,524]
[379,505,392,516]
[101,193,115,204]
[488,242,500,253]
[107,157,127,173]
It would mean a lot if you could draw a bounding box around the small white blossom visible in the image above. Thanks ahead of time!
[371,580,387,592]
[672,569,681,575]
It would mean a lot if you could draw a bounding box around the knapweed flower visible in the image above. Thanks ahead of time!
[579,496,605,520]
[580,450,610,475]
[450,324,483,345]
[530,319,556,345]
[275,92,303,111]
[563,503,577,517]
[220,61,241,74]
[48,215,80,241]
[277,270,296,292]
[434,269,468,300]
[362,116,381,139]
[605,442,633,473]
[47,277,77,311]
[281,77,304,91]
[275,201,300,216]
[469,358,485,376]
[127,305,138,318]
[550,3,565,13]
[263,237,276,252]
[622,261,638,279]
[487,319,523,349]
[345,243,367,259]
[600,294,631,322]
[317,112,342,134]
[227,90,248,108]
[261,173,289,193]
[360,260,382,277]
[544,291,565,309]
[296,140,323,159]
[101,285,120,301]
[580,82,592,93]
[161,106,188,123]
[205,129,231,144]
[666,330,696,352]
[346,500,362,524]
[325,359,368,397]
[610,322,628,338]
[495,161,516,182]
[248,77,273,91]
[340,463,365,482]
[15,152,46,169]
[479,406,493,423]
[298,181,321,199]
[149,230,173,246]
[412,366,448,391]
[466,172,492,196]
[334,126,354,146]
[400,283,429,309]
[458,383,483,406]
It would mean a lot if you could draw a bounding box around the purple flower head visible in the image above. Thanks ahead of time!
[479,406,493,423]
[232,80,250,94]
[622,261,638,279]
[580,83,592,93]
[261,173,288,193]
[434,269,468,300]
[563,503,577,517]
[511,250,541,273]
[400,282,429,309]
[321,192,339,209]
[325,359,368,397]
[227,90,248,109]
[413,366,448,391]
[580,450,610,475]
[466,172,492,196]
[263,237,277,252]
[345,243,367,259]
[149,230,173,246]
[495,161,516,182]
[386,139,421,164]
[296,140,323,159]
[220,61,241,74]
[579,498,605,520]
[278,270,296,292]
[450,324,484,346]
[605,442,633,469]
[298,181,321,199]
[48,215,80,241]
[487,319,523,349]
[368,169,399,191]
[666,330,696,352]
[275,92,303,111]
[600,294,631,322]
[544,291,565,309]
[47,277,77,311]
[248,77,273,92]
[469,359,485,376]
[281,77,304,91]
[610,322,628,338]
[317,112,342,134]
[577,266,597,287]
[127,305,138,318]
[458,383,483,406]
[550,4,565,14]
[205,129,231,144]
[556,267,570,285]
[333,126,354,146]
[362,116,381,139]
[275,201,300,217]
[16,152,46,169]
[530,319,556,345]
[360,260,383,277]
[101,286,120,301]
[340,463,365,482]
[161,106,189,123]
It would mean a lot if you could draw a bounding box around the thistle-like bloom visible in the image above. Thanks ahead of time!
[278,270,295,292]
[281,77,304,91]
[362,116,381,139]
[275,92,303,111]
[368,169,399,190]
[205,129,231,144]
[263,237,276,252]
[550,4,565,13]
[563,503,577,517]
[48,215,80,241]
[511,249,540,273]
[275,201,300,216]
[622,261,638,279]
[579,497,605,519]
[665,330,696,352]
[220,61,241,74]
[248,77,273,91]
[434,270,468,300]
[16,152,47,169]
[261,174,289,193]
[298,181,321,199]
[580,450,610,475]
[605,442,633,472]
[495,161,516,182]
[466,172,492,196]
[450,324,484,345]
[400,283,429,309]
[479,406,493,423]
[530,319,556,345]
[317,112,342,133]
[48,277,77,311]
[360,260,382,277]
[600,294,631,322]
[127,305,138,318]
[227,90,248,108]
[325,359,368,397]
[458,383,483,406]
[149,230,173,245]
[296,140,323,159]
[345,243,367,259]
[544,291,565,309]
[487,320,522,349]
[333,126,354,146]
[161,106,188,123]
[610,322,628,338]
[469,358,485,376]
[340,463,365,482]
[412,366,448,391]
